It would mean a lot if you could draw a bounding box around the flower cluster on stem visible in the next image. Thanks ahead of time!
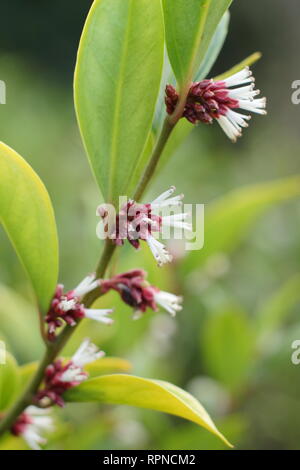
[36,339,104,408]
[97,186,192,266]
[101,269,183,319]
[165,67,266,141]
[45,274,113,340]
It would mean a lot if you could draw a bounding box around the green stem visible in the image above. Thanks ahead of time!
[0,87,187,437]
[133,118,174,201]
[0,240,115,436]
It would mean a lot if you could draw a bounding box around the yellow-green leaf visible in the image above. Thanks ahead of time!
[0,142,58,312]
[65,374,232,447]
[85,357,132,377]
[0,352,20,411]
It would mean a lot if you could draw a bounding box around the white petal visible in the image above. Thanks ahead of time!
[162,213,192,232]
[151,186,176,204]
[23,429,46,450]
[226,109,251,129]
[60,365,87,383]
[146,236,173,266]
[152,195,184,209]
[228,84,259,101]
[73,274,99,298]
[85,308,114,325]
[22,407,54,450]
[223,67,254,87]
[217,115,241,142]
[154,291,183,317]
[71,338,104,367]
[58,298,77,312]
[238,97,267,114]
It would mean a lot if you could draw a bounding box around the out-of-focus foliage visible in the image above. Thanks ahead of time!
[1,0,300,450]
[0,352,19,411]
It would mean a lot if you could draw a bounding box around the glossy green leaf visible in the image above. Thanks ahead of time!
[75,0,164,204]
[65,374,232,447]
[184,175,300,273]
[163,0,232,87]
[195,12,230,81]
[0,352,20,411]
[201,308,254,391]
[0,142,58,312]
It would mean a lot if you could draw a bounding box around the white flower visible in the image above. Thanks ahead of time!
[145,186,192,266]
[151,186,184,208]
[146,236,173,267]
[216,67,267,141]
[71,338,105,368]
[84,308,114,325]
[56,274,114,326]
[72,273,100,297]
[154,290,183,317]
[59,365,88,384]
[22,406,54,451]
[60,339,105,384]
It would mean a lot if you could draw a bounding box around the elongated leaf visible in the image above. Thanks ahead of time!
[0,143,58,312]
[163,0,232,87]
[75,0,164,204]
[65,374,232,446]
[195,12,230,81]
[0,352,20,411]
[85,357,132,377]
[184,175,300,273]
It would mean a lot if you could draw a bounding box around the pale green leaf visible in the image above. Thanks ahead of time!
[195,11,230,81]
[65,374,232,447]
[163,0,232,87]
[0,142,59,312]
[0,352,20,411]
[75,0,164,204]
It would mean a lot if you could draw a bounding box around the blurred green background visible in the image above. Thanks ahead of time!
[1,0,300,450]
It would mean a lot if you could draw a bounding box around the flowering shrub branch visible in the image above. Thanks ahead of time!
[0,0,267,450]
